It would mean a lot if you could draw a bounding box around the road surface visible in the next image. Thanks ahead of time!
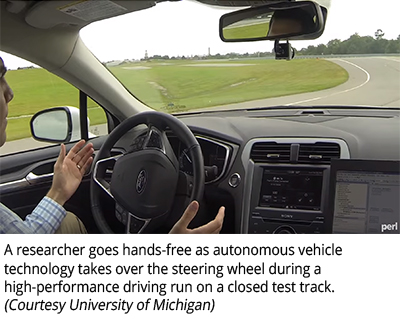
[193,56,400,112]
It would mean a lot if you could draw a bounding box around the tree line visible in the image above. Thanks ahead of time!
[120,30,400,63]
[298,30,400,55]
[142,51,273,61]
[144,31,400,61]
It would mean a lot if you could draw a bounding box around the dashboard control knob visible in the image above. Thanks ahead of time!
[229,173,241,188]
[273,226,296,234]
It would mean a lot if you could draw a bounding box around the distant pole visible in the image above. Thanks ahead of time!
[145,50,148,60]
[208,47,211,56]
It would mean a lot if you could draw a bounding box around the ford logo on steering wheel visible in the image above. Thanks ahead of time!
[136,169,147,194]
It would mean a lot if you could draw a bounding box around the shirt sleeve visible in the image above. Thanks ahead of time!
[0,197,66,234]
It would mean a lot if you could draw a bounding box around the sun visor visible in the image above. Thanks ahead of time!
[24,0,156,29]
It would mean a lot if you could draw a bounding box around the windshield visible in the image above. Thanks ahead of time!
[81,0,400,113]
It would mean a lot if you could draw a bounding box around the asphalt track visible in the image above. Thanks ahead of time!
[194,56,400,111]
[1,57,399,155]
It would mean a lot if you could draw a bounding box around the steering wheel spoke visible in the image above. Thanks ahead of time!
[114,202,151,234]
[93,154,123,199]
[127,213,151,234]
[143,125,179,167]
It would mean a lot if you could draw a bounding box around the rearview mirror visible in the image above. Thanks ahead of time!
[220,1,325,42]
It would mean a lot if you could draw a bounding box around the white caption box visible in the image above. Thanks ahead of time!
[1,234,399,320]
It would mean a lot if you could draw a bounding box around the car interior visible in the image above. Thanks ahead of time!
[0,0,399,234]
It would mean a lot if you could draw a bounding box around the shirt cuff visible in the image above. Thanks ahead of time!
[43,196,67,213]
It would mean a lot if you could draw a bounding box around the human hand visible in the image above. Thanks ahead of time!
[47,140,94,206]
[169,201,225,234]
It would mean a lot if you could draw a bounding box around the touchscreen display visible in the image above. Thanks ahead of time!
[259,169,323,210]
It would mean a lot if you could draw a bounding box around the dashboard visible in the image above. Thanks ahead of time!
[172,106,400,234]
[1,106,397,234]
[115,106,400,234]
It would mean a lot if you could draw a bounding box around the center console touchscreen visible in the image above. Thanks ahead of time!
[259,169,324,211]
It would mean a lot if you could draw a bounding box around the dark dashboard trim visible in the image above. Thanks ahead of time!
[195,135,232,185]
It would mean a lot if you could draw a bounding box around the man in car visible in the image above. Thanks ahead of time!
[0,57,225,234]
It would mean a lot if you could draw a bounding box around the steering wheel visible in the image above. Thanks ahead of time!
[90,111,204,233]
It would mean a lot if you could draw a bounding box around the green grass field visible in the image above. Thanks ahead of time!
[223,21,270,40]
[113,59,348,111]
[5,67,107,141]
[6,58,348,141]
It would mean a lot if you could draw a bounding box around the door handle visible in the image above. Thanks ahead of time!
[25,172,54,185]
[0,172,54,194]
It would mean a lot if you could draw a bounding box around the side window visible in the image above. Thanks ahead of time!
[88,97,108,137]
[0,55,108,156]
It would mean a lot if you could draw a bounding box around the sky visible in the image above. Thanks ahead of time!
[1,0,399,69]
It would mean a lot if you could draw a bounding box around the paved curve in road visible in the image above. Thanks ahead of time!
[193,56,400,111]
[1,57,399,155]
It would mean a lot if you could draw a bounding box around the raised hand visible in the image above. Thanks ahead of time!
[47,140,94,206]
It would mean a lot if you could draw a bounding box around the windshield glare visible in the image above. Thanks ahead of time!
[81,0,400,113]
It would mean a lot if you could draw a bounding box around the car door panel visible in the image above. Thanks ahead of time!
[0,136,107,177]
[0,136,109,233]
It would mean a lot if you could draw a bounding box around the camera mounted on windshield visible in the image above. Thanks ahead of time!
[274,40,295,60]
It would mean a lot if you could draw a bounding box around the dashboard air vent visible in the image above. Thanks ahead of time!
[298,142,340,164]
[250,142,291,163]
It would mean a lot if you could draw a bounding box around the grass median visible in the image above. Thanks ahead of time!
[114,58,348,112]
[5,58,348,141]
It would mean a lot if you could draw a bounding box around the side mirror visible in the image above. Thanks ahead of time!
[30,106,90,143]
[220,1,325,42]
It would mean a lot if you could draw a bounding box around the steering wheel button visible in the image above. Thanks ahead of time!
[129,217,145,233]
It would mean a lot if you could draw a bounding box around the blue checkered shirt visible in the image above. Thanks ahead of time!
[0,197,66,234]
